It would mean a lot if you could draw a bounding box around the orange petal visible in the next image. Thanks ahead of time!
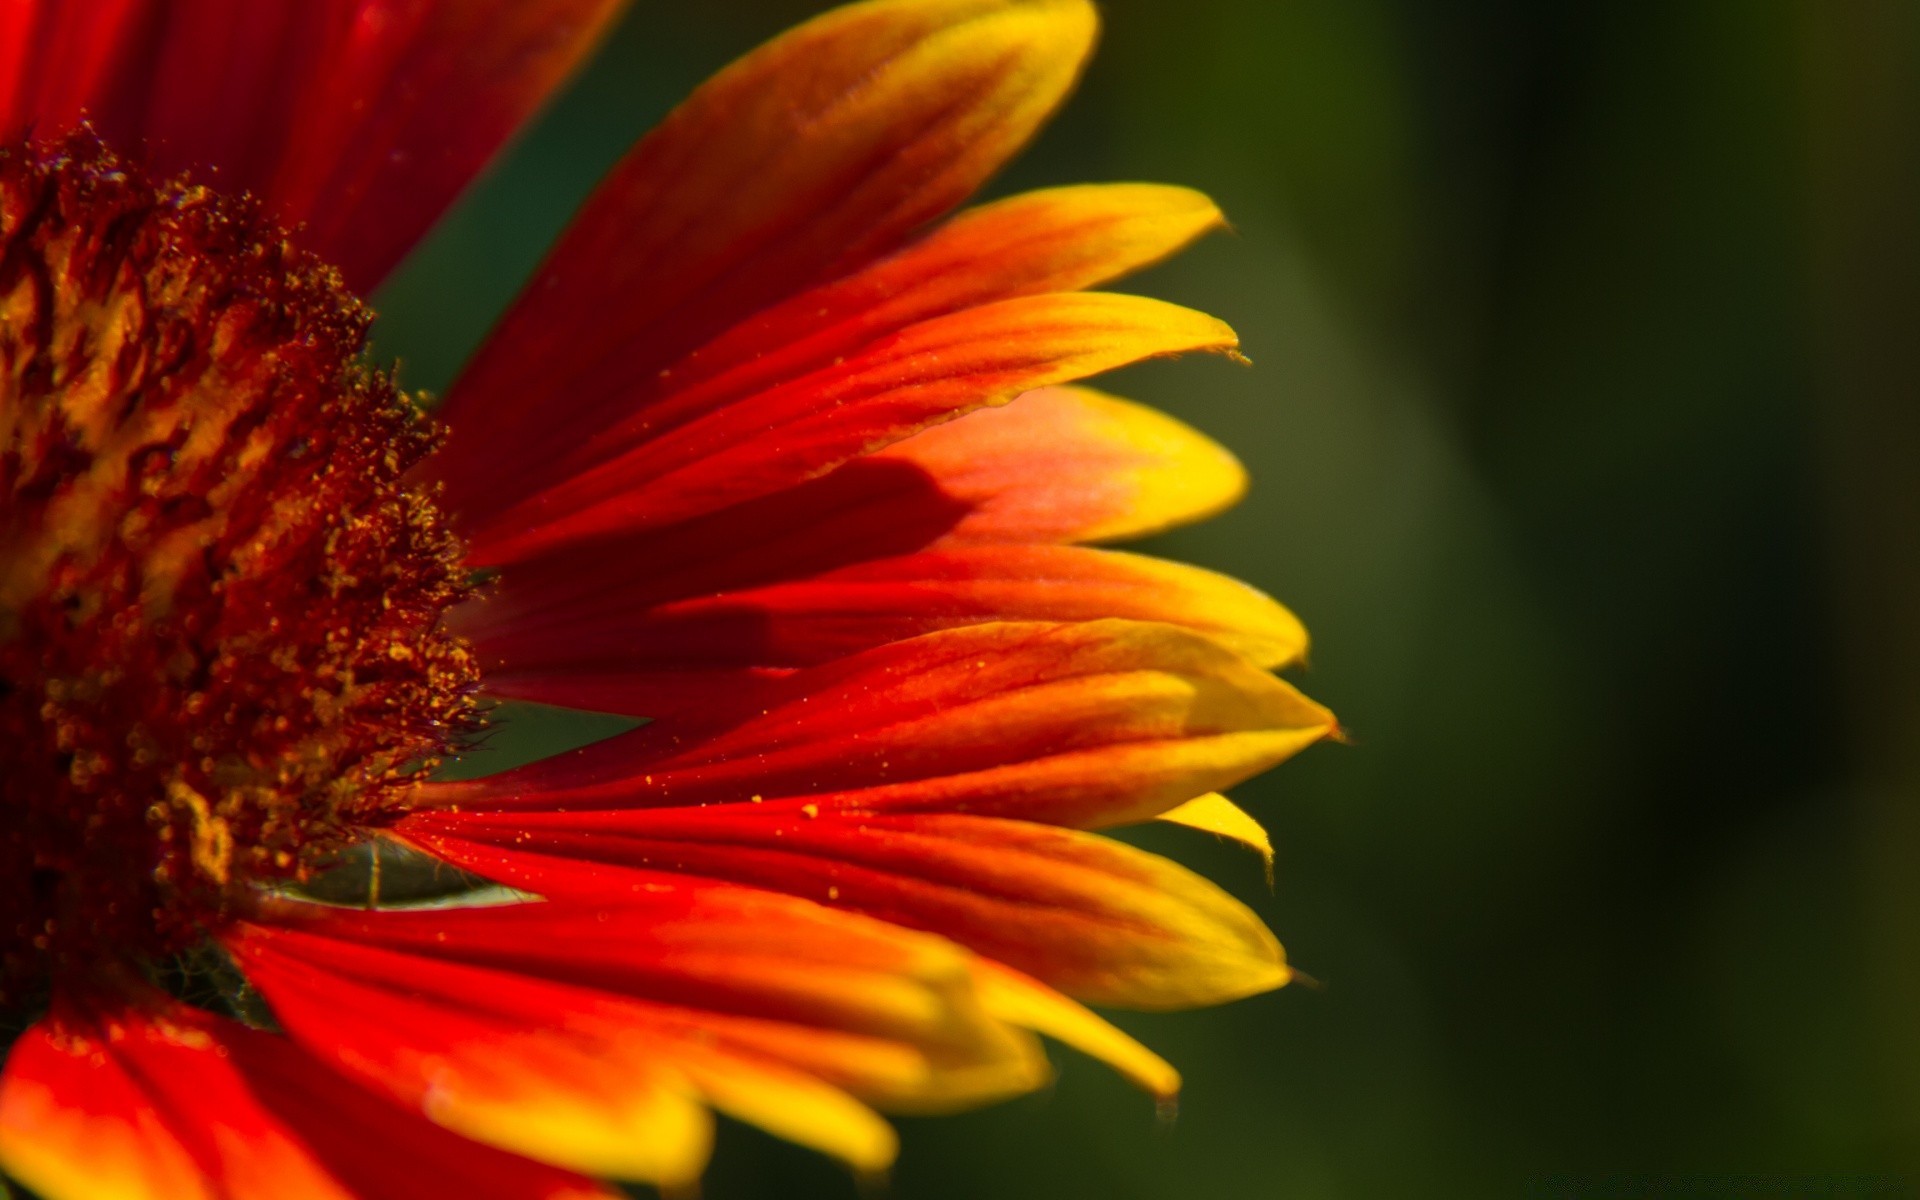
[233,892,1051,1138]
[273,879,1189,1108]
[234,930,914,1174]
[248,889,1047,1079]
[0,1003,250,1200]
[879,384,1250,544]
[443,181,1224,526]
[473,544,1306,713]
[408,813,1291,1010]
[0,993,611,1200]
[464,294,1238,565]
[434,620,1332,829]
[439,0,1099,489]
[0,0,624,290]
[231,929,718,1186]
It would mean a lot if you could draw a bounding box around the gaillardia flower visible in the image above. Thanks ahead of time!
[0,0,1337,1195]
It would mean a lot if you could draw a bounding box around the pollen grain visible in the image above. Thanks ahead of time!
[0,135,479,1005]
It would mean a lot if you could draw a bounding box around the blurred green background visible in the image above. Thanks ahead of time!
[376,2,1920,1196]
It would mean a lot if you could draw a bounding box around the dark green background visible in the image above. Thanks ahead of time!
[375,2,1920,1196]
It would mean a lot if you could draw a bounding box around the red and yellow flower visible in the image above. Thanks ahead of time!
[0,1,1337,1196]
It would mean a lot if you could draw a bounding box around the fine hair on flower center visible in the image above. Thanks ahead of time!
[0,135,479,1004]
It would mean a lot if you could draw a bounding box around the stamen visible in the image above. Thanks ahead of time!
[0,133,480,1006]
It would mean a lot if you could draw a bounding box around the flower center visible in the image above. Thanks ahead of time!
[0,135,479,1006]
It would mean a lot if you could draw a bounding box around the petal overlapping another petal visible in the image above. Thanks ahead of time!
[471,545,1305,714]
[0,0,623,290]
[428,619,1333,829]
[874,384,1252,544]
[0,994,612,1200]
[0,0,1336,1190]
[225,890,1061,1176]
[459,382,1262,714]
[460,293,1238,565]
[226,934,719,1186]
[404,620,1328,1009]
[436,0,1103,505]
[967,960,1181,1099]
[441,180,1224,526]
[405,816,1288,1010]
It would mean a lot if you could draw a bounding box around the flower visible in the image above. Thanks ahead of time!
[0,0,1338,1196]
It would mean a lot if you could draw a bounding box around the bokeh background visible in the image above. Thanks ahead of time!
[374,2,1920,1196]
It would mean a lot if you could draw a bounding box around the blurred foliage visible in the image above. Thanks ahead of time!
[376,1,1920,1196]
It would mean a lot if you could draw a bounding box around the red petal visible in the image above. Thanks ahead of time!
[0,1001,239,1200]
[462,293,1236,565]
[437,0,1099,493]
[406,814,1288,1010]
[440,181,1222,526]
[434,619,1331,829]
[246,889,1193,1106]
[473,545,1305,713]
[0,0,622,290]
[0,993,609,1200]
[249,887,1031,1056]
[230,930,720,1185]
[232,892,1048,1123]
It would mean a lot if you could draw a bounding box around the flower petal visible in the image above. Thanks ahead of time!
[230,890,1050,1135]
[1158,792,1275,872]
[0,0,623,290]
[0,993,610,1200]
[648,1046,899,1178]
[437,0,1100,494]
[230,928,719,1186]
[462,293,1238,565]
[441,181,1223,524]
[968,960,1181,1100]
[230,928,908,1176]
[472,545,1306,713]
[879,384,1251,544]
[435,620,1332,831]
[0,1004,250,1200]
[407,814,1291,1010]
